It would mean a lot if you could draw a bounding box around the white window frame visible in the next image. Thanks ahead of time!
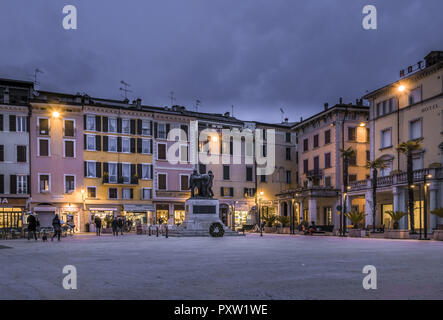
[86,134,96,151]
[86,115,96,131]
[157,142,167,160]
[409,118,423,141]
[142,188,152,200]
[179,144,188,163]
[16,175,27,194]
[142,139,152,154]
[122,119,130,134]
[38,173,51,193]
[37,137,50,157]
[142,120,151,136]
[63,118,76,137]
[108,117,117,133]
[37,117,50,135]
[86,186,97,199]
[179,173,190,191]
[122,188,132,200]
[157,172,168,190]
[108,187,119,200]
[108,162,118,183]
[122,162,131,184]
[380,128,392,149]
[122,137,130,153]
[158,123,167,139]
[141,164,152,180]
[64,174,76,194]
[86,161,97,178]
[16,116,27,132]
[107,135,118,153]
[63,139,76,158]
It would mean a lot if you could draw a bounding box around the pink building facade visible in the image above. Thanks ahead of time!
[29,92,85,231]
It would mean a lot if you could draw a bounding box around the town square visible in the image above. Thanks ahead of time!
[1,0,443,304]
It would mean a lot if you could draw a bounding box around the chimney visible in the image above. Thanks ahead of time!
[339,97,343,104]
[324,103,329,110]
[224,112,230,117]
[284,117,288,123]
[300,116,303,122]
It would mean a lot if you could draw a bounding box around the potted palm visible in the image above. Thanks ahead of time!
[262,212,276,233]
[345,211,366,237]
[384,211,409,239]
[276,216,291,234]
[431,208,443,241]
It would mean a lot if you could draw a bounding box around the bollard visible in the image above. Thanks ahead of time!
[148,226,151,236]
[243,228,245,235]
[165,226,168,238]
[156,227,159,237]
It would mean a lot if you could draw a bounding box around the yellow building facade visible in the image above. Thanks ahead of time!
[82,100,154,229]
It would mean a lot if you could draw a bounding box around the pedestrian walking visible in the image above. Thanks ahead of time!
[118,217,124,235]
[94,216,102,236]
[51,214,62,241]
[112,217,119,236]
[27,214,38,241]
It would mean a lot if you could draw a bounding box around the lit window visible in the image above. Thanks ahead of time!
[39,175,50,193]
[65,175,75,193]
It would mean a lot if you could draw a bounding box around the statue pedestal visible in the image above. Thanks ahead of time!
[169,198,243,237]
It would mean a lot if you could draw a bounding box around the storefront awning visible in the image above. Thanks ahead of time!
[88,207,119,211]
[123,204,155,212]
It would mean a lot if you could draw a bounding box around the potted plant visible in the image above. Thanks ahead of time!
[85,222,90,232]
[345,211,365,237]
[262,213,276,233]
[431,208,443,241]
[384,211,409,239]
[276,216,291,234]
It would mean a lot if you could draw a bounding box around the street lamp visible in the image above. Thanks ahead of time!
[422,174,432,240]
[52,111,60,118]
[259,192,264,237]
[398,85,406,92]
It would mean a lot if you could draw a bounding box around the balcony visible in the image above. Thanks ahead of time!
[102,176,139,185]
[306,169,323,179]
[348,167,442,192]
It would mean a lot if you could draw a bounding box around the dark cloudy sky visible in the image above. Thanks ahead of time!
[1,0,443,123]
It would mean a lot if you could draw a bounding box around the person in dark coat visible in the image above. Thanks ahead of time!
[111,217,119,236]
[117,218,124,235]
[94,216,102,236]
[27,214,38,241]
[51,214,62,241]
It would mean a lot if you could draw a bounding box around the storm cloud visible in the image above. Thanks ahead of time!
[1,0,443,123]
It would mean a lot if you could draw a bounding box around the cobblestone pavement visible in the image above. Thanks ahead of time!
[1,233,443,299]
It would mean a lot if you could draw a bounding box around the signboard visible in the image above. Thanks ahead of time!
[193,205,216,214]
[123,204,155,212]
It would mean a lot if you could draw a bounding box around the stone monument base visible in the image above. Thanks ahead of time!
[168,198,243,237]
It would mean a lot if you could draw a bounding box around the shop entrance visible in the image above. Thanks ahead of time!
[174,205,185,225]
[0,208,23,229]
[156,204,169,224]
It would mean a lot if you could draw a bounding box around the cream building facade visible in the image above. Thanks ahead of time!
[349,51,443,231]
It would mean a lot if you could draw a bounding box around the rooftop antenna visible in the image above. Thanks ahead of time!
[33,68,44,87]
[169,91,176,106]
[119,80,132,100]
[280,108,285,123]
[195,99,201,112]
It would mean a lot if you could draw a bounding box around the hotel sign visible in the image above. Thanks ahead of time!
[0,198,8,204]
[421,104,440,113]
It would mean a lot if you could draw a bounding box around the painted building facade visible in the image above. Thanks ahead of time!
[29,91,85,230]
[278,102,370,230]
[82,97,154,229]
[0,79,33,230]
[348,51,443,231]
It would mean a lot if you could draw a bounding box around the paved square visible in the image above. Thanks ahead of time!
[1,234,443,299]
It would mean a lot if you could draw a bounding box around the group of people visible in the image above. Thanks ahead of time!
[26,214,63,241]
[94,216,132,236]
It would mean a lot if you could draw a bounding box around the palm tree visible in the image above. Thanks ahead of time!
[385,211,408,230]
[340,147,356,235]
[396,140,423,233]
[345,211,365,229]
[366,158,387,233]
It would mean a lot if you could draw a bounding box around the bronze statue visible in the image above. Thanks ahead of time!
[189,169,214,198]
